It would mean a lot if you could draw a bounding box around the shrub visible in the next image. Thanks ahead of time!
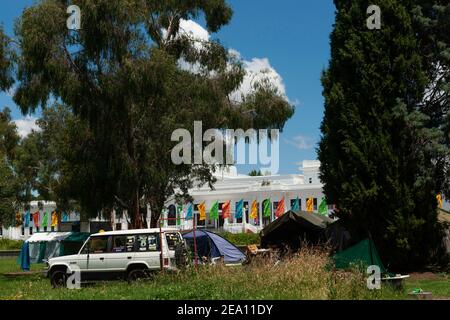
[0,238,23,250]
[219,232,260,246]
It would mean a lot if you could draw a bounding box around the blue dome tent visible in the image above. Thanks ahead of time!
[182,230,246,264]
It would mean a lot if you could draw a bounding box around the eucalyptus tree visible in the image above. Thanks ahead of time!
[13,1,293,227]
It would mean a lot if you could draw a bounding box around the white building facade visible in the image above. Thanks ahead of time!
[1,160,326,239]
[160,160,327,233]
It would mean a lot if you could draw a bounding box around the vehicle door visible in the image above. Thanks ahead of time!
[87,235,109,273]
[108,235,136,271]
[73,239,90,272]
[165,232,184,260]
[133,233,161,270]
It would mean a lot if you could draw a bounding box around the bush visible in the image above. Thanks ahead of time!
[219,232,260,246]
[0,238,23,250]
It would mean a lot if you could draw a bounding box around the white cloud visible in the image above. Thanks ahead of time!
[13,116,41,138]
[230,57,286,102]
[179,19,210,43]
[285,135,316,150]
[174,19,288,102]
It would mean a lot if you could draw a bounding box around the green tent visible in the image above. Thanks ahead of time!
[60,232,90,256]
[17,232,90,267]
[332,238,388,274]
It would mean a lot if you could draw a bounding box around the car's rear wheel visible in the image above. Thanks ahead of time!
[127,269,148,283]
[50,270,67,288]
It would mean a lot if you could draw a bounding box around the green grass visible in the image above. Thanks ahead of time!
[404,277,450,298]
[0,255,413,300]
[0,238,23,250]
[0,247,448,300]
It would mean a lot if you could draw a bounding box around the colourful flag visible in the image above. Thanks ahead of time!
[62,211,69,222]
[306,197,314,212]
[235,200,244,219]
[263,199,271,218]
[42,211,49,228]
[198,202,206,221]
[437,193,443,209]
[24,210,30,228]
[51,211,58,227]
[292,197,300,212]
[275,197,285,218]
[177,204,183,225]
[318,198,328,215]
[250,200,258,219]
[32,210,40,227]
[185,203,193,219]
[222,201,231,219]
[210,201,219,220]
[15,212,22,227]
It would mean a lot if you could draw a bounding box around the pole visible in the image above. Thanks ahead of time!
[159,218,164,271]
[193,212,198,269]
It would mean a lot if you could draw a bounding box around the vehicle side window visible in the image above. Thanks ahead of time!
[136,234,160,252]
[126,236,135,252]
[166,232,182,250]
[112,236,130,253]
[90,236,109,254]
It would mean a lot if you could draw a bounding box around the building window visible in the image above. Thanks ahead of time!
[309,178,312,184]
[21,227,25,236]
[43,227,47,232]
[29,227,33,235]
[273,202,279,216]
[313,198,318,211]
[115,209,122,221]
[115,223,122,231]
[290,199,302,211]
[167,205,176,226]
[218,203,225,227]
[0,225,2,236]
[244,202,249,224]
[51,226,55,232]
[36,227,40,232]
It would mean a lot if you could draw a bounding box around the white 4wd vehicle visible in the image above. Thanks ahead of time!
[46,228,187,288]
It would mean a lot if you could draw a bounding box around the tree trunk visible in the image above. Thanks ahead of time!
[130,189,143,229]
[149,195,165,228]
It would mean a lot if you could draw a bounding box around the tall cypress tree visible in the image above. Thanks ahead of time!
[319,0,446,270]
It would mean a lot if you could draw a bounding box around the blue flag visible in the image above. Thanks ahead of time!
[292,197,300,212]
[24,210,30,228]
[185,203,193,219]
[235,199,244,219]
[62,212,69,222]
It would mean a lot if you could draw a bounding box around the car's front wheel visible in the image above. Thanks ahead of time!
[50,270,67,288]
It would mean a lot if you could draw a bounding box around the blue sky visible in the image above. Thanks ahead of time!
[0,0,336,175]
